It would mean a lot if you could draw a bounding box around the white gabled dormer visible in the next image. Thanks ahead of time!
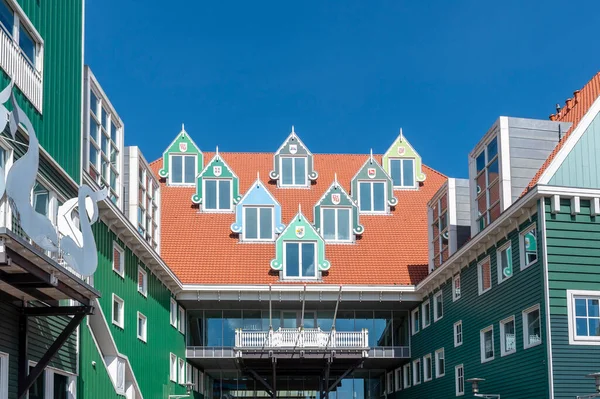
[269,126,318,188]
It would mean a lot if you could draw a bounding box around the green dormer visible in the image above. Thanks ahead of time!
[382,129,426,189]
[158,124,203,186]
[269,126,318,187]
[271,207,330,280]
[351,151,398,213]
[191,148,240,211]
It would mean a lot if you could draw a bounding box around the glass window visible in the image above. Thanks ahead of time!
[32,182,49,216]
[434,291,443,321]
[412,359,421,385]
[284,242,317,278]
[435,348,445,378]
[19,25,35,65]
[321,207,352,242]
[474,136,500,231]
[500,316,516,356]
[390,158,415,187]
[455,364,464,396]
[204,179,232,211]
[90,91,98,116]
[137,267,147,296]
[478,258,491,295]
[280,156,307,186]
[184,155,195,183]
[112,295,124,328]
[423,355,432,382]
[178,306,185,333]
[179,358,185,384]
[422,300,431,328]
[454,321,463,347]
[53,373,68,399]
[170,353,177,382]
[411,307,420,334]
[575,297,600,338]
[523,305,541,349]
[403,364,411,388]
[521,225,538,269]
[244,207,274,240]
[431,193,449,268]
[480,326,494,362]
[0,0,13,37]
[170,299,177,327]
[112,243,124,276]
[453,274,461,301]
[497,243,513,283]
[28,366,44,399]
[170,154,196,185]
[137,313,147,341]
[171,155,183,183]
[359,181,386,212]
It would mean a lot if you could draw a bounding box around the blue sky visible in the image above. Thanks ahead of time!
[85,0,600,178]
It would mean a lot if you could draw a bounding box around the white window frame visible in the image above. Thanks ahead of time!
[480,325,494,363]
[283,241,318,280]
[411,307,420,335]
[178,358,185,385]
[403,363,411,388]
[412,358,421,385]
[454,320,463,347]
[386,370,394,394]
[523,304,542,349]
[169,353,177,382]
[279,155,308,187]
[520,223,538,270]
[435,348,445,378]
[477,256,492,295]
[242,205,275,241]
[187,363,193,384]
[137,312,147,342]
[170,298,177,328]
[202,178,233,212]
[112,242,124,278]
[455,364,464,396]
[0,351,8,399]
[422,299,431,329]
[111,294,124,328]
[320,206,353,243]
[497,241,513,284]
[178,306,185,334]
[423,354,432,382]
[358,180,387,214]
[0,140,13,229]
[137,265,147,297]
[389,158,417,189]
[168,153,197,186]
[434,290,443,322]
[500,315,516,356]
[567,290,600,345]
[453,273,461,301]
[394,367,402,391]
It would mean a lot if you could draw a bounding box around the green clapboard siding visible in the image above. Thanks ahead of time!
[545,198,600,398]
[78,221,188,399]
[393,212,548,399]
[0,0,83,182]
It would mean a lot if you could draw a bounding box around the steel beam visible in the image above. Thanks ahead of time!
[23,305,93,317]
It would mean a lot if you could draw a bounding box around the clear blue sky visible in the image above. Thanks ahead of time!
[85,0,600,178]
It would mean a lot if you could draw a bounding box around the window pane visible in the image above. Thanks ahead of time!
[218,180,230,209]
[90,91,98,116]
[184,155,196,183]
[281,158,293,185]
[589,319,600,337]
[294,157,306,185]
[576,317,588,336]
[53,373,68,399]
[111,122,117,143]
[402,159,414,187]
[323,209,336,240]
[19,25,35,65]
[33,183,49,216]
[390,159,401,186]
[285,243,300,277]
[359,182,371,211]
[487,137,498,160]
[0,1,13,37]
[171,156,183,183]
[373,182,385,211]
[488,159,499,182]
[504,320,515,351]
[575,298,587,317]
[205,180,217,209]
[301,243,315,277]
[338,209,350,241]
[89,144,98,166]
[259,208,272,239]
[476,152,486,173]
[527,310,541,344]
[245,207,258,239]
[590,299,599,317]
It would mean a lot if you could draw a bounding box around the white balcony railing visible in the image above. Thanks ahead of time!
[235,327,369,350]
[0,26,42,112]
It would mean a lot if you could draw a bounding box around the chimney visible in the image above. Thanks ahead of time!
[549,114,557,121]
[565,98,574,110]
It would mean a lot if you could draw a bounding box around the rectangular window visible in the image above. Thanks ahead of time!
[520,224,538,270]
[568,291,600,344]
[112,294,124,328]
[204,179,232,211]
[0,351,8,399]
[394,367,402,391]
[500,316,516,356]
[32,182,49,216]
[475,137,500,232]
[423,354,432,382]
[387,371,393,394]
[137,266,147,296]
[403,363,411,388]
[178,358,185,384]
[243,206,274,240]
[431,193,449,268]
[390,158,415,188]
[422,299,431,328]
[178,306,185,334]
[170,298,177,327]
[322,207,352,242]
[480,325,494,363]
[412,359,421,385]
[455,364,464,396]
[137,312,147,342]
[170,154,196,185]
[284,242,316,279]
[434,290,443,322]
[454,320,463,347]
[281,156,307,186]
[523,305,541,349]
[435,348,445,378]
[478,257,491,295]
[411,307,420,335]
[170,353,177,382]
[0,1,13,37]
[497,242,513,283]
[112,242,124,277]
[358,181,386,212]
[453,274,461,301]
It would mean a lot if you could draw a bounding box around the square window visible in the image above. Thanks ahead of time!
[170,299,177,327]
[137,266,147,296]
[411,307,420,335]
[480,325,494,363]
[322,207,352,242]
[523,305,542,349]
[284,242,317,279]
[434,290,443,322]
[435,348,445,378]
[412,359,421,385]
[178,306,185,334]
[112,242,124,277]
[422,299,431,328]
[453,274,461,301]
[403,364,411,388]
[454,321,463,347]
[455,364,464,396]
[394,367,402,391]
[112,294,124,328]
[500,316,516,356]
[280,156,307,186]
[170,353,177,382]
[137,312,147,342]
[243,206,274,240]
[520,224,538,270]
[390,158,416,188]
[204,179,232,211]
[568,291,600,344]
[478,257,491,295]
[358,181,386,213]
[423,354,432,382]
[497,242,513,284]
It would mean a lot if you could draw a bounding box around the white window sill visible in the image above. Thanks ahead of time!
[501,349,516,357]
[524,340,542,350]
[478,287,491,296]
[112,321,123,329]
[520,261,536,271]
[481,356,494,364]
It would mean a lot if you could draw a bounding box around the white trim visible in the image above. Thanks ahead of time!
[111,293,124,328]
[523,304,542,349]
[422,299,431,329]
[411,307,420,335]
[496,241,512,284]
[454,320,463,347]
[423,353,432,382]
[178,306,185,334]
[394,367,402,391]
[480,325,494,363]
[477,256,492,295]
[540,199,555,399]
[357,180,388,214]
[386,370,394,394]
[112,241,124,278]
[282,241,318,280]
[170,298,177,327]
[498,116,512,210]
[499,315,516,356]
[137,265,148,297]
[566,290,600,345]
[433,290,443,322]
[242,205,275,242]
[169,353,177,382]
[520,223,538,271]
[452,273,461,301]
[0,351,8,399]
[320,206,353,243]
[136,312,147,342]
[202,178,234,212]
[455,364,464,396]
[435,348,445,378]
[279,155,309,187]
[412,358,421,385]
[403,363,411,388]
[178,357,185,385]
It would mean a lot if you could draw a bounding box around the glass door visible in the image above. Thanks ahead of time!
[283,311,297,328]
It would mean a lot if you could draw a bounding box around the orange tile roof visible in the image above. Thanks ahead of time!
[525,72,600,193]
[150,153,446,285]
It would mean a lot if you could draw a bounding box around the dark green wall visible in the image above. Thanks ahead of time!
[393,213,548,398]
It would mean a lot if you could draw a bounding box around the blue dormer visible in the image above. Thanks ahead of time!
[231,174,285,241]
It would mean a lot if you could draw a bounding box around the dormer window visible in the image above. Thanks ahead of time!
[159,124,203,186]
[270,126,318,188]
[281,156,307,186]
[431,193,449,268]
[383,129,427,190]
[359,181,386,213]
[389,158,415,188]
[314,177,363,242]
[475,137,499,231]
[170,154,196,185]
[351,153,397,214]
[203,179,231,211]
[243,206,274,241]
[284,242,316,279]
[192,149,240,212]
[321,207,351,242]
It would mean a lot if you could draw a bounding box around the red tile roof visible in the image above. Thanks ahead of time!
[526,72,600,193]
[150,153,446,285]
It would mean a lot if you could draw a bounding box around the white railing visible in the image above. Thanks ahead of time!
[0,27,42,112]
[235,327,369,350]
